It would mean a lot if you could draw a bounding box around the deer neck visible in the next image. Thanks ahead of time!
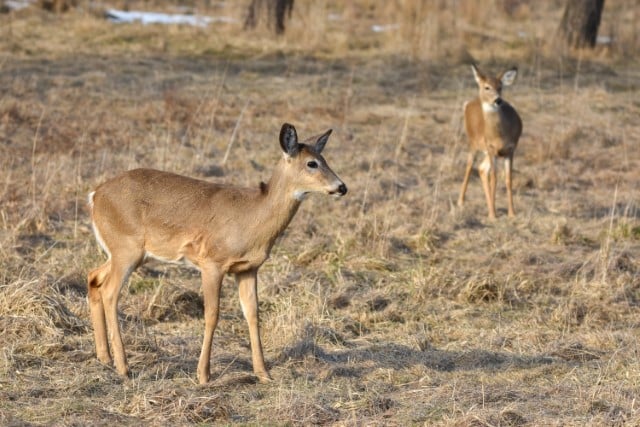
[254,163,302,245]
[481,101,508,138]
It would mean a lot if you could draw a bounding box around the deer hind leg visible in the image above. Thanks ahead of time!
[479,153,497,219]
[458,151,476,207]
[89,249,142,378]
[88,262,112,365]
[505,155,516,217]
[197,264,224,384]
[103,255,140,377]
[237,269,271,383]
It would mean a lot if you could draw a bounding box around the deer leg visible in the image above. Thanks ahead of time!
[505,155,516,217]
[88,262,112,365]
[479,154,497,219]
[489,156,497,216]
[101,254,140,378]
[458,151,475,207]
[237,269,271,383]
[197,264,223,384]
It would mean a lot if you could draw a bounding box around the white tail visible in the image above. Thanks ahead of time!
[87,123,347,384]
[458,64,523,219]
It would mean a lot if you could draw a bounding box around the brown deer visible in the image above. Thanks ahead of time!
[87,123,347,384]
[458,64,523,219]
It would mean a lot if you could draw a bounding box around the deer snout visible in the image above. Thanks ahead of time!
[494,98,504,106]
[329,182,347,197]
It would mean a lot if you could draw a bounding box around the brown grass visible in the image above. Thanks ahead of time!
[1,0,639,425]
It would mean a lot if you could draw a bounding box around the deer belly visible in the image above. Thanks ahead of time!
[143,234,204,269]
[486,137,515,157]
[226,249,270,274]
[143,250,199,270]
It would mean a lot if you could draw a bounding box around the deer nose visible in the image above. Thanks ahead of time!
[495,98,503,106]
[338,183,347,196]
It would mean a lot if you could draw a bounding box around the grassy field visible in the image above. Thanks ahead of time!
[1,1,639,425]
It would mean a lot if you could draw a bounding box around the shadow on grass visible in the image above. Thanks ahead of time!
[276,339,555,375]
[132,322,560,382]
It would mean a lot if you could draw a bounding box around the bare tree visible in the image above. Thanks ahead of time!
[245,0,294,35]
[559,0,605,48]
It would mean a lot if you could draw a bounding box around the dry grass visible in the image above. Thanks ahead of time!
[1,0,639,425]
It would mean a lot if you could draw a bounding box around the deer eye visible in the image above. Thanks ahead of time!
[307,160,319,169]
[484,86,491,90]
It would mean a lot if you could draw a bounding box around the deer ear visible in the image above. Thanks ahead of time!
[471,64,483,84]
[279,123,299,157]
[501,67,518,86]
[314,129,332,153]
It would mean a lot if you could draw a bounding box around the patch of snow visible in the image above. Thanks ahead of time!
[596,35,612,45]
[105,9,236,27]
[4,0,35,11]
[371,23,399,33]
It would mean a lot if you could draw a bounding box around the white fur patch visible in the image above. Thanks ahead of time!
[479,155,493,174]
[239,298,247,319]
[482,102,499,113]
[88,192,112,260]
[293,190,308,201]
[144,250,200,270]
[91,222,111,260]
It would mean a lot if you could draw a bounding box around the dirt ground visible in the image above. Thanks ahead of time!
[1,1,639,425]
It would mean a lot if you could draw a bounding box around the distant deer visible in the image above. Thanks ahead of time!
[458,64,523,219]
[87,123,347,384]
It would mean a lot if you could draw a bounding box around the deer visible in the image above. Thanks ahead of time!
[87,123,347,384]
[458,63,523,219]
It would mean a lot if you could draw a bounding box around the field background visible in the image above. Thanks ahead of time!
[1,0,639,425]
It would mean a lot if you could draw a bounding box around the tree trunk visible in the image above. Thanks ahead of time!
[245,0,294,35]
[559,0,605,48]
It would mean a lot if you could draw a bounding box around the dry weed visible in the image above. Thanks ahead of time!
[0,0,639,425]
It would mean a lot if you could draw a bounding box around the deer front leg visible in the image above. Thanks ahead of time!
[237,269,271,383]
[479,154,497,219]
[197,264,223,384]
[458,151,475,207]
[489,156,497,216]
[505,155,516,217]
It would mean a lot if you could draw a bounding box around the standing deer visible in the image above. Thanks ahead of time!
[458,64,523,219]
[87,123,347,384]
